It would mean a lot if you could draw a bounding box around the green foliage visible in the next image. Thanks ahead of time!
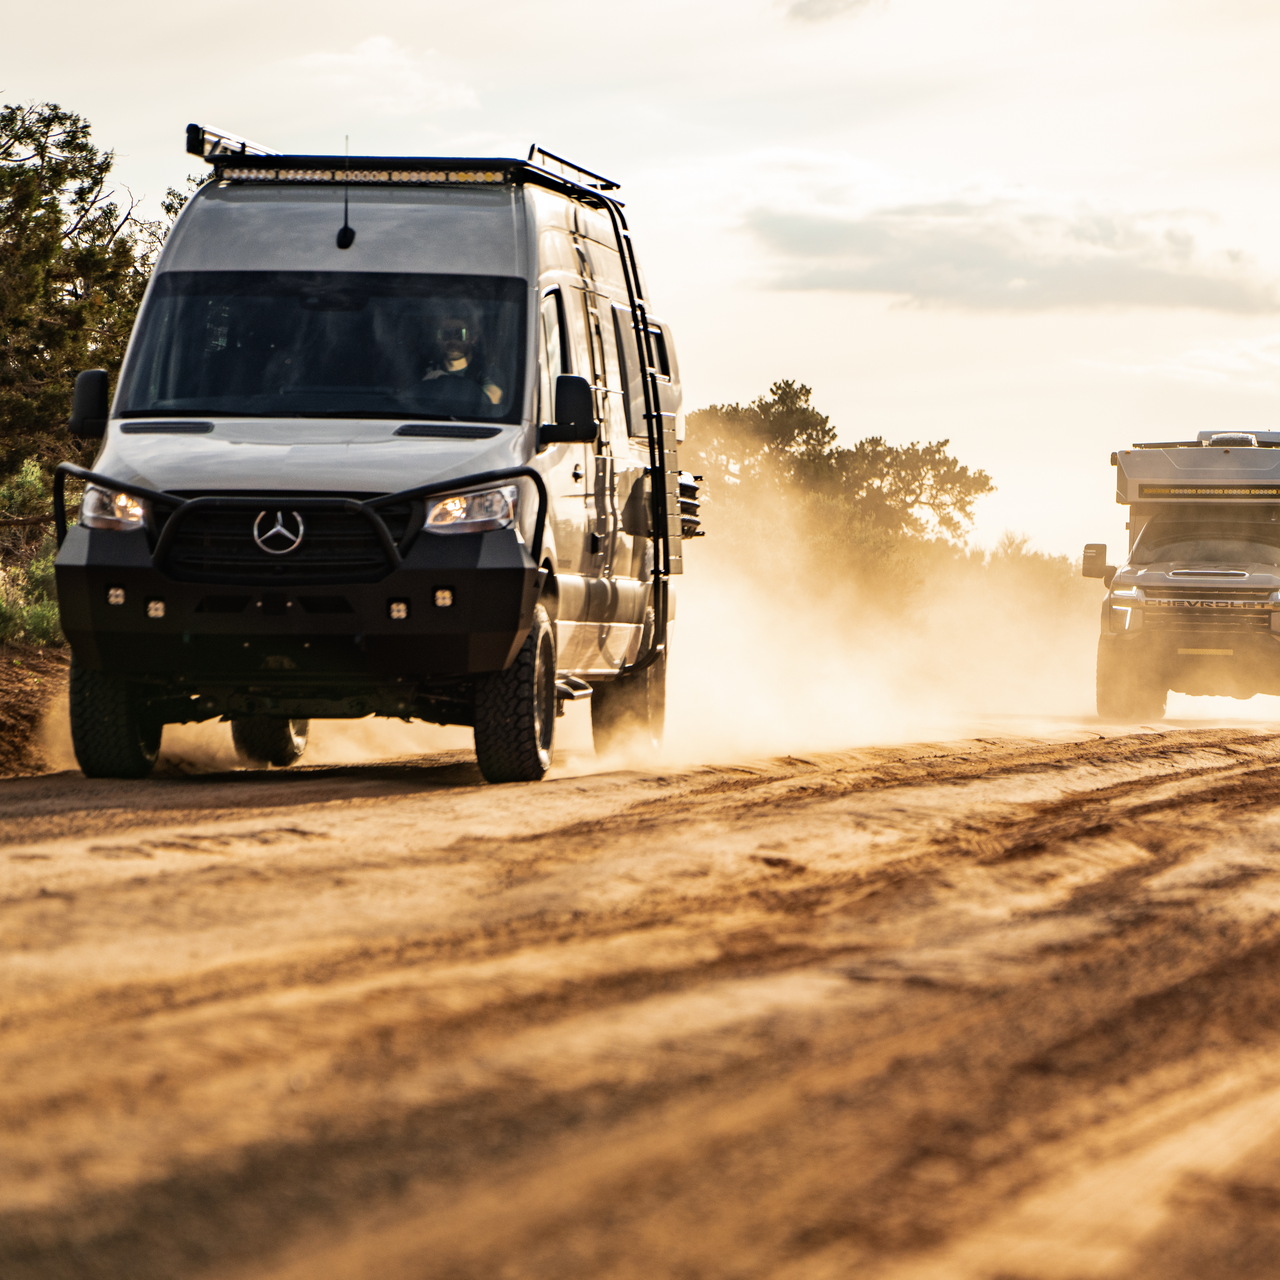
[0,460,62,645]
[0,456,49,519]
[0,101,182,487]
[1,103,129,480]
[0,106,197,646]
[0,528,62,646]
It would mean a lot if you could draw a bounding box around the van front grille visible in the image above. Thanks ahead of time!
[158,496,412,586]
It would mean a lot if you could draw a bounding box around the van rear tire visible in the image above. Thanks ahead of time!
[473,604,556,783]
[69,662,162,779]
[591,642,666,757]
[232,717,310,767]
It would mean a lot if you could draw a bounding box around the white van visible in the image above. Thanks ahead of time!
[54,128,699,782]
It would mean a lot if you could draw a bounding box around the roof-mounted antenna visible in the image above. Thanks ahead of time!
[336,136,355,249]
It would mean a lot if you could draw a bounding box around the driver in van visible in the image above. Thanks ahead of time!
[424,314,502,405]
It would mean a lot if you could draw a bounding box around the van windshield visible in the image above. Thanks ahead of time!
[1131,517,1280,567]
[116,271,526,422]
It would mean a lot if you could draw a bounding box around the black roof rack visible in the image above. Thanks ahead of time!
[186,124,279,159]
[526,145,618,192]
[186,124,622,199]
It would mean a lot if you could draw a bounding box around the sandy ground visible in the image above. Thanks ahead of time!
[8,718,1280,1278]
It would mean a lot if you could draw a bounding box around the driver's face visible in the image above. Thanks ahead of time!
[437,318,475,363]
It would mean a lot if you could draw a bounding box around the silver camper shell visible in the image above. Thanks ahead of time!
[1084,431,1280,718]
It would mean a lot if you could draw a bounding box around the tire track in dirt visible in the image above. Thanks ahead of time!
[5,728,1280,1278]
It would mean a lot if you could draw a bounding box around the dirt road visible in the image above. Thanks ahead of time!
[7,727,1280,1279]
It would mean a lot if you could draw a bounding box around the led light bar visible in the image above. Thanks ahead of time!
[1138,484,1280,499]
[217,167,509,184]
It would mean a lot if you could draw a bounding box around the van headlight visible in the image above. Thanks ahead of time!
[81,484,148,531]
[425,485,517,535]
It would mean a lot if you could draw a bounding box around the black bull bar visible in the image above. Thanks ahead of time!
[53,462,549,570]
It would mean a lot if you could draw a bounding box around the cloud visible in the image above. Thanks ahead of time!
[785,0,878,19]
[746,198,1278,313]
[1120,334,1280,392]
[282,37,477,118]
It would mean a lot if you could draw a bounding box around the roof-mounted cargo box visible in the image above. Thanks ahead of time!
[1114,441,1280,505]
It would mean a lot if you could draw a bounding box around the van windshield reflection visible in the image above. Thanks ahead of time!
[116,271,526,423]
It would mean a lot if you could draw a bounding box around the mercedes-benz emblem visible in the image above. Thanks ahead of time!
[253,510,306,555]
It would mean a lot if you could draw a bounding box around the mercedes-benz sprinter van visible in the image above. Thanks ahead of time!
[54,128,698,782]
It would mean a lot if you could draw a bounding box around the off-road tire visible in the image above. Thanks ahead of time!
[591,615,667,757]
[69,661,162,779]
[232,717,310,767]
[473,604,556,784]
[1096,639,1166,722]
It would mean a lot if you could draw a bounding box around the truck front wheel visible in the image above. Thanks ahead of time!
[473,604,556,783]
[1096,639,1166,722]
[232,717,310,767]
[69,662,162,779]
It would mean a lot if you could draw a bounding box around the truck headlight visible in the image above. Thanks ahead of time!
[81,484,148,531]
[425,485,517,535]
[1109,587,1143,632]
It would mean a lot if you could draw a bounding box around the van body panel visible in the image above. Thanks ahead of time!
[91,421,528,496]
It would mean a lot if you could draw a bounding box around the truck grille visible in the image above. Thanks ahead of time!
[1141,587,1275,633]
[157,495,413,586]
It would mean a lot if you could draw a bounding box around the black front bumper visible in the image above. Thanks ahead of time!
[55,522,539,682]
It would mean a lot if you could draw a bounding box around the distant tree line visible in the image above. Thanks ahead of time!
[683,381,1001,607]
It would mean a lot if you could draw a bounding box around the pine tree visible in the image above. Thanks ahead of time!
[0,102,156,484]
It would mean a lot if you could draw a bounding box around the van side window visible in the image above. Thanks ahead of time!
[539,292,565,421]
[579,291,605,387]
[613,305,645,438]
[646,326,670,379]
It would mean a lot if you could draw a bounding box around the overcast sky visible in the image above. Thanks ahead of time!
[9,0,1280,554]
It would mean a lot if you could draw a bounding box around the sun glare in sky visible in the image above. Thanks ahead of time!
[9,0,1280,555]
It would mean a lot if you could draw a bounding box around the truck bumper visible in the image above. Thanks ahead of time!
[1101,628,1280,698]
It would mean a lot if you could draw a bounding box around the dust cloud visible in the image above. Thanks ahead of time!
[154,717,475,774]
[664,526,1102,761]
[665,510,1280,759]
[29,533,1280,779]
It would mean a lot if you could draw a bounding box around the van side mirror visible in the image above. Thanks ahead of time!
[69,369,109,438]
[540,375,597,445]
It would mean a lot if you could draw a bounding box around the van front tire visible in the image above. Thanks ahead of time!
[473,604,556,783]
[69,662,162,780]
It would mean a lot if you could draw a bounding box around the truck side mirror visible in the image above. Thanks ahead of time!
[69,369,109,438]
[540,375,597,445]
[1083,542,1118,587]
